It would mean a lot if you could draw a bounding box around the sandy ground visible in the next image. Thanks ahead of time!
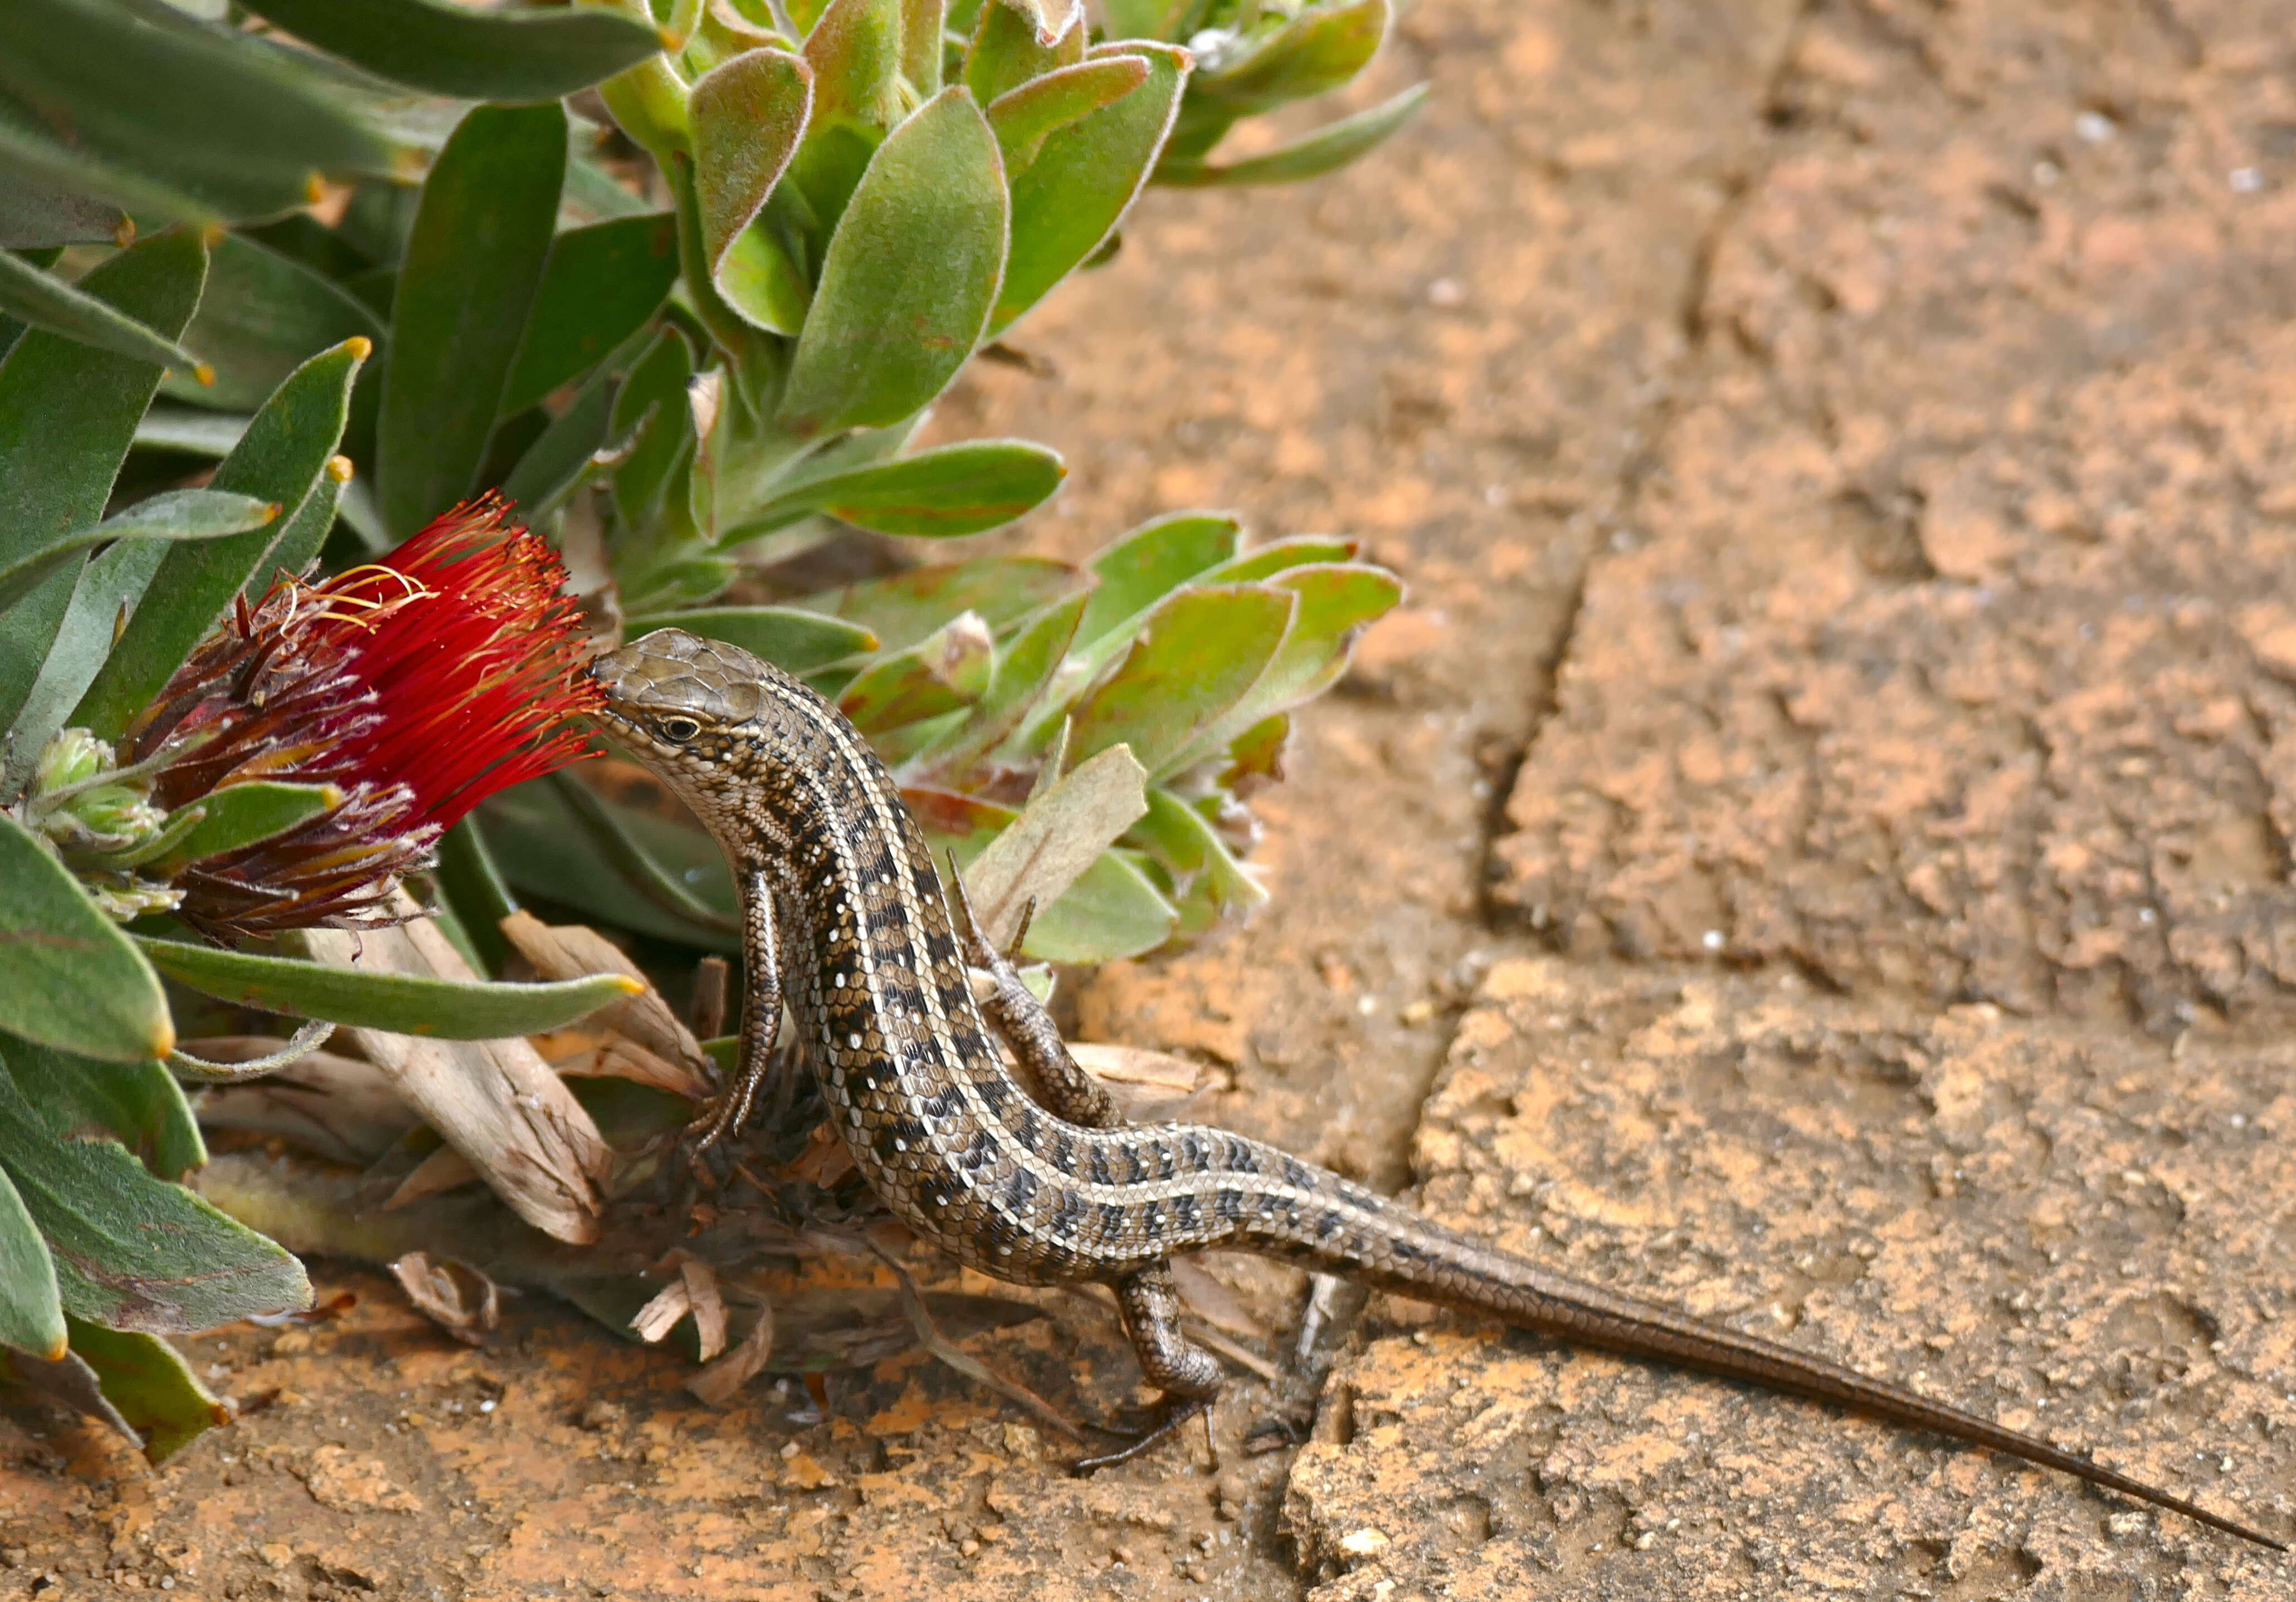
[8,0,2296,1596]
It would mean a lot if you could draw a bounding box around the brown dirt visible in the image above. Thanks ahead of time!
[8,0,2296,1596]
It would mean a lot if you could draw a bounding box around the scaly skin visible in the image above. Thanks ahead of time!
[591,627,2282,1550]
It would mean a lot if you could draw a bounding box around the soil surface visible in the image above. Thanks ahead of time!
[9,0,2296,1597]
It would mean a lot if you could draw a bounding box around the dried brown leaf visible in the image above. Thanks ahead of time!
[388,1252,499,1346]
[689,1301,774,1408]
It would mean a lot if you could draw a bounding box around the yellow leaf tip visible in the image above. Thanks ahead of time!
[659,26,684,48]
[114,217,138,248]
[199,222,228,248]
[43,1334,69,1361]
[326,454,355,483]
[150,1018,178,1059]
[345,335,374,362]
[193,363,216,387]
[611,976,645,995]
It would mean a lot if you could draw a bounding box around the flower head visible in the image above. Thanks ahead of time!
[122,495,602,940]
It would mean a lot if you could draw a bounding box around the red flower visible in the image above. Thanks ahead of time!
[124,496,601,940]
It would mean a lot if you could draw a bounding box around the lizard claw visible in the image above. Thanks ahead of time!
[1069,1397,1210,1474]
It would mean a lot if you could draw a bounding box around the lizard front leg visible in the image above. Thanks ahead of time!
[689,866,782,1154]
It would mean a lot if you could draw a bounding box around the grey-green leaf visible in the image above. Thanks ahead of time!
[0,247,208,383]
[157,781,343,872]
[1190,0,1388,115]
[75,338,369,743]
[0,0,390,222]
[987,56,1151,173]
[1066,583,1296,776]
[627,608,879,675]
[0,1052,309,1334]
[500,214,681,418]
[155,232,382,413]
[236,0,667,100]
[60,1317,231,1464]
[1157,82,1425,187]
[0,812,173,1064]
[0,1164,64,1359]
[993,42,1184,333]
[777,86,1009,437]
[748,439,1064,536]
[134,937,642,1039]
[0,1038,204,1183]
[0,487,279,618]
[690,49,814,336]
[0,228,207,742]
[378,102,566,537]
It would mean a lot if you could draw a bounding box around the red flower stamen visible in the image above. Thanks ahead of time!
[124,495,602,940]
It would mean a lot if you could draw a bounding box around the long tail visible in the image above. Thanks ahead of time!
[1257,1196,2284,1550]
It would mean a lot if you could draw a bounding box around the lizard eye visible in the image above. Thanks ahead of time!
[655,716,701,744]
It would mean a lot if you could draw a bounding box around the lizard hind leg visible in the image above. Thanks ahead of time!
[1073,1265,1227,1472]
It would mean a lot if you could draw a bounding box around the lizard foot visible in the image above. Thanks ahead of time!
[1069,1397,1210,1474]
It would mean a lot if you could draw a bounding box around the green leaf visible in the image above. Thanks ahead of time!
[1191,0,1388,115]
[236,0,667,100]
[921,589,1086,777]
[60,1317,230,1464]
[900,0,945,94]
[0,228,207,743]
[627,607,879,674]
[0,487,280,619]
[133,404,247,458]
[0,1164,64,1359]
[0,174,124,251]
[749,439,1064,536]
[1130,786,1266,911]
[0,247,209,382]
[949,741,1147,945]
[1067,583,1296,776]
[1158,82,1425,187]
[690,49,815,338]
[134,937,644,1039]
[156,232,383,413]
[804,0,906,131]
[987,57,1151,173]
[1075,509,1239,645]
[254,462,345,584]
[797,553,1079,652]
[964,0,1081,108]
[479,784,737,952]
[378,102,566,537]
[0,812,173,1063]
[500,214,681,417]
[0,0,390,222]
[1099,0,1184,35]
[500,364,615,518]
[837,610,996,733]
[777,86,1009,438]
[75,338,369,743]
[0,1038,204,1183]
[611,326,697,527]
[0,1052,308,1333]
[1024,849,1173,960]
[1166,562,1401,770]
[1201,535,1358,583]
[154,781,343,872]
[993,42,1185,334]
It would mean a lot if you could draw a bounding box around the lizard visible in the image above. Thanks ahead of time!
[589,626,2283,1551]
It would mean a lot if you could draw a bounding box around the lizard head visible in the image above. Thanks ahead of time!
[589,627,778,783]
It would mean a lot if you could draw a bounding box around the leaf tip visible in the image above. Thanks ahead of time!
[41,1332,68,1361]
[326,455,355,484]
[149,1015,178,1061]
[659,26,685,49]
[199,222,227,249]
[193,363,217,388]
[114,216,137,248]
[344,335,375,363]
[303,173,328,205]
